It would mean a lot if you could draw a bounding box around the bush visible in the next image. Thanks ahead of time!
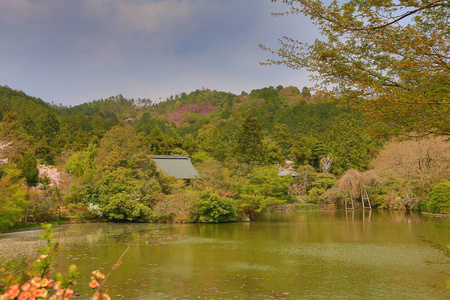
[426,181,450,214]
[102,193,152,222]
[239,166,293,217]
[153,189,198,223]
[195,191,237,223]
[308,187,325,204]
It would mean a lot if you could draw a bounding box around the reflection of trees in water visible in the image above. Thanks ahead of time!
[0,223,186,264]
[343,209,426,223]
[55,223,186,248]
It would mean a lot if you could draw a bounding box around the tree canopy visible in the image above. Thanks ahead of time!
[263,0,450,136]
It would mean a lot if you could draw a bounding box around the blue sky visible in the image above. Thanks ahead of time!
[0,0,319,106]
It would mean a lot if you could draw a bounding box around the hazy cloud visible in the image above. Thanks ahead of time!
[0,0,319,105]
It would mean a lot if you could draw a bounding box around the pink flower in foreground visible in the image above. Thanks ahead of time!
[30,277,41,287]
[91,270,105,280]
[40,278,49,288]
[89,280,99,289]
[18,291,31,300]
[7,284,20,298]
[102,293,111,300]
[21,282,31,292]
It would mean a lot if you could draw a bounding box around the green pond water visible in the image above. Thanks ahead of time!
[1,210,449,299]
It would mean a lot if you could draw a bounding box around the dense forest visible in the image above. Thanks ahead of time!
[0,84,449,232]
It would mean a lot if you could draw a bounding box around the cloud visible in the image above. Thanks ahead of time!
[0,0,320,106]
[0,0,72,29]
[116,1,192,34]
[80,0,194,35]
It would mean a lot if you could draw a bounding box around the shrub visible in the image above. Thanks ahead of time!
[426,181,450,214]
[153,189,198,223]
[102,193,152,222]
[195,191,237,223]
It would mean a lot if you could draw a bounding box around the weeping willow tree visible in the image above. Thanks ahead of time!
[337,169,380,209]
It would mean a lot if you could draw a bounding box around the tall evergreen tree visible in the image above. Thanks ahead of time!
[235,117,266,165]
[18,152,39,187]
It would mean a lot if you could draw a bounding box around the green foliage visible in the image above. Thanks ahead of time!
[65,143,99,179]
[0,165,27,232]
[195,191,237,223]
[0,87,62,142]
[36,111,60,144]
[35,137,58,165]
[263,0,449,136]
[181,134,198,155]
[327,114,373,175]
[266,141,284,165]
[64,125,166,222]
[235,117,266,165]
[239,166,293,217]
[2,80,446,224]
[308,173,337,204]
[93,167,157,221]
[271,124,293,157]
[426,181,450,214]
[147,125,169,155]
[17,152,39,187]
[95,124,140,170]
[196,124,230,161]
[102,193,152,222]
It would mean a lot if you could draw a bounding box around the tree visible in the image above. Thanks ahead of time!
[65,142,99,182]
[18,152,39,187]
[197,124,219,154]
[307,173,336,203]
[263,0,450,136]
[35,137,56,165]
[271,124,293,157]
[95,167,153,221]
[371,136,450,196]
[0,165,27,232]
[235,117,266,165]
[37,111,60,144]
[181,134,198,155]
[95,124,139,170]
[147,125,168,155]
[426,181,450,214]
[336,169,379,209]
[327,114,373,175]
[0,112,31,161]
[239,165,293,218]
[195,190,237,223]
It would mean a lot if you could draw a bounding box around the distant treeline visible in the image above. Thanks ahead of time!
[0,85,448,232]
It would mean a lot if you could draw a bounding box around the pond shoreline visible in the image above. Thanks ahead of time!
[421,211,450,218]
[4,207,449,235]
[2,220,108,234]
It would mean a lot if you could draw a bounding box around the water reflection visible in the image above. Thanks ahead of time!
[1,211,449,299]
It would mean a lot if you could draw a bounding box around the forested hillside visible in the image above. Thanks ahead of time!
[0,85,448,232]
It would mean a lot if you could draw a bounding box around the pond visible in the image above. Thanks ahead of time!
[1,210,449,299]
